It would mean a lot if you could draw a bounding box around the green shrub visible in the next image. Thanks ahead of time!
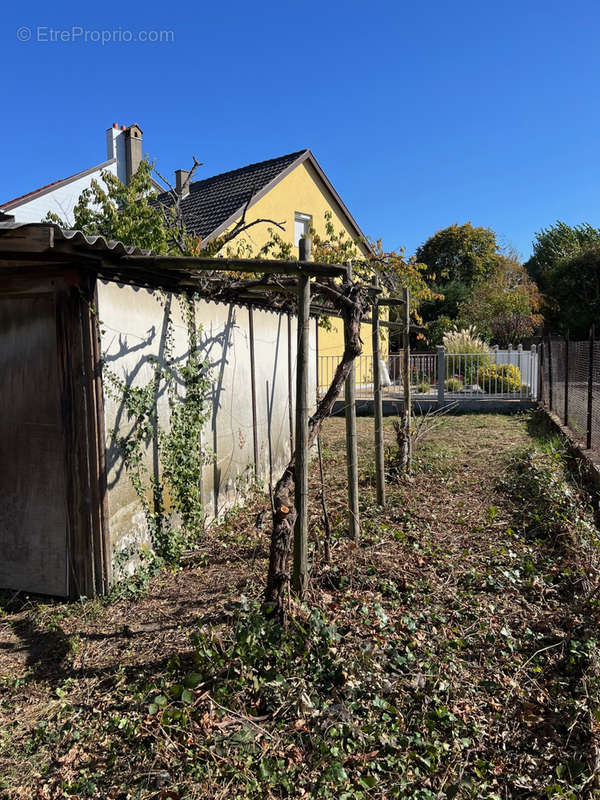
[443,327,490,383]
[478,363,521,393]
[445,377,462,392]
[416,381,430,393]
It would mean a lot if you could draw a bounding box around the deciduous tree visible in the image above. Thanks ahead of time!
[525,220,600,285]
[457,255,542,345]
[415,222,501,340]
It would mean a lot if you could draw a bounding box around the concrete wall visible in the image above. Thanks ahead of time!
[97,280,315,566]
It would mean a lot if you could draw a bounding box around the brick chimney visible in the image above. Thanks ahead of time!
[175,169,190,198]
[105,123,143,184]
[125,124,143,183]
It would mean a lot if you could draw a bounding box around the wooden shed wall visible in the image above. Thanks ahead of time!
[0,269,109,598]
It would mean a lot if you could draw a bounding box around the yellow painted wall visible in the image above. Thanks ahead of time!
[219,159,387,382]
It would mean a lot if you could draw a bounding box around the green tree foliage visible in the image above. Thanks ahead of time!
[457,255,543,346]
[46,160,171,254]
[523,221,600,335]
[525,220,600,284]
[416,222,500,286]
[312,211,436,318]
[416,223,501,340]
[543,248,600,336]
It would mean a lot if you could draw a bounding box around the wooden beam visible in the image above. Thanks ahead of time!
[345,263,360,539]
[292,238,311,597]
[121,254,347,278]
[371,279,385,506]
[0,225,54,253]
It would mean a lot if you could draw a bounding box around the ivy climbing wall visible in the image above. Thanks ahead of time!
[96,280,316,571]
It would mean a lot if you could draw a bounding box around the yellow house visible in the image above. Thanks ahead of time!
[157,149,386,387]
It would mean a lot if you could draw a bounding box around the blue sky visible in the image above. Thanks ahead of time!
[3,0,600,259]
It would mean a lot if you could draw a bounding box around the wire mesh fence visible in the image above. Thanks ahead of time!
[540,333,600,452]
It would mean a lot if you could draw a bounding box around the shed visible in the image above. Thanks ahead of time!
[0,220,332,598]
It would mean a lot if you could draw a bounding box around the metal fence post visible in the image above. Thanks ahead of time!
[437,345,445,407]
[547,334,553,413]
[564,332,569,427]
[587,325,595,450]
[540,342,545,404]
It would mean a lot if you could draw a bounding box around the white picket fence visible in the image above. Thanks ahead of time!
[318,345,539,402]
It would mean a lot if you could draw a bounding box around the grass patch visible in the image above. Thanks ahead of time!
[1,413,600,798]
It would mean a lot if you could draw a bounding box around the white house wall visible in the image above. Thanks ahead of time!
[7,163,118,225]
[96,280,316,566]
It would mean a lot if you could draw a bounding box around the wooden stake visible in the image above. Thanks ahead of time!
[292,238,311,597]
[287,313,294,456]
[345,263,360,538]
[371,276,385,506]
[248,306,259,476]
[402,287,412,469]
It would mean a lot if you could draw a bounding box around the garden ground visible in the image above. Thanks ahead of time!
[1,413,600,799]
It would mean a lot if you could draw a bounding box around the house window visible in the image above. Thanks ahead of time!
[294,212,312,247]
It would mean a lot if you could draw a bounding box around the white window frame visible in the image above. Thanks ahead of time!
[294,212,312,247]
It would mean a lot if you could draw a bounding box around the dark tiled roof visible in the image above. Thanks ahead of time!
[154,150,308,239]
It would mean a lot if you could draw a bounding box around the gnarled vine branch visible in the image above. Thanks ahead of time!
[264,280,369,620]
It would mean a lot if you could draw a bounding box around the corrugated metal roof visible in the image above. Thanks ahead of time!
[55,226,150,256]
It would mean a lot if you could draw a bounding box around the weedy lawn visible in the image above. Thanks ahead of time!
[1,412,600,799]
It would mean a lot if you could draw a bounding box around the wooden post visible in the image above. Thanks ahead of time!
[345,263,360,539]
[564,332,569,427]
[248,306,259,476]
[292,238,311,597]
[403,288,412,469]
[587,325,595,450]
[315,316,320,403]
[287,313,294,457]
[371,276,385,506]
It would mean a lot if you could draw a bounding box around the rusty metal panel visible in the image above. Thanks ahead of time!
[0,293,68,596]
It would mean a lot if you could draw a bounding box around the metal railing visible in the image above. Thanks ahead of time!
[317,345,539,402]
[440,345,537,400]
